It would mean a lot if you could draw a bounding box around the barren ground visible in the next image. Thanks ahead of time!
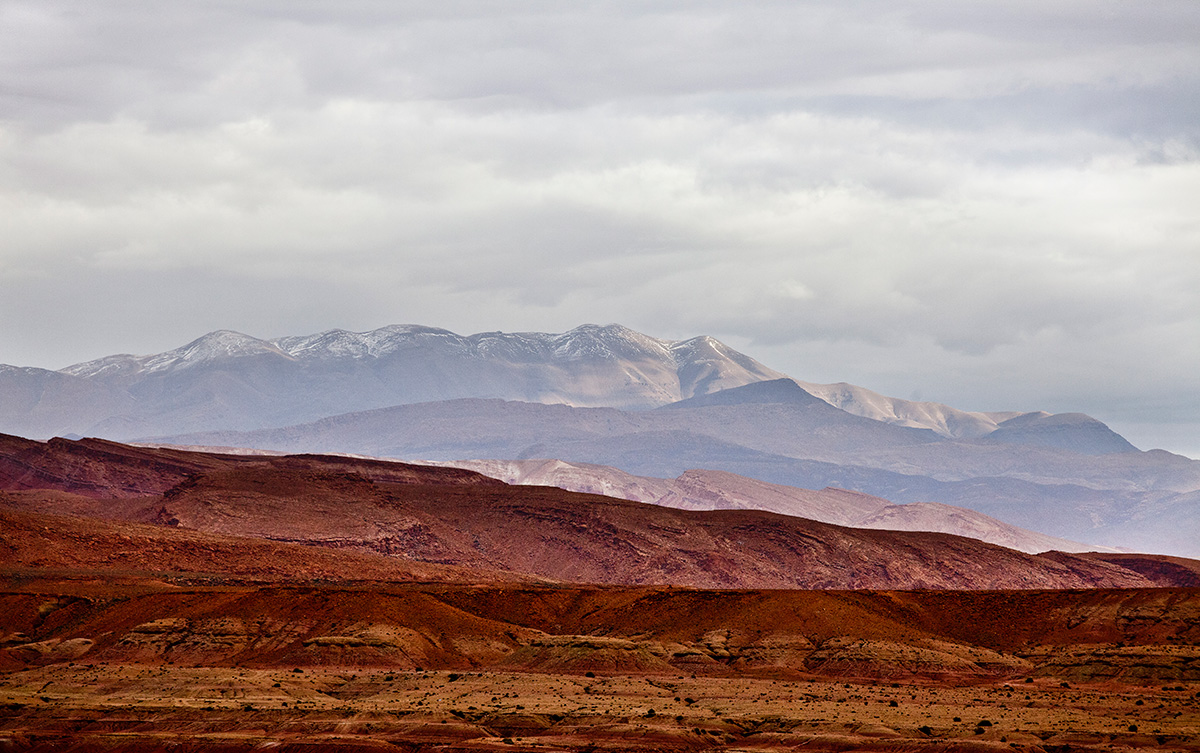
[3,577,1199,752]
[3,664,1198,752]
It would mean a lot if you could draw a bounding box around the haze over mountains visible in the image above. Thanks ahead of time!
[2,323,1198,556]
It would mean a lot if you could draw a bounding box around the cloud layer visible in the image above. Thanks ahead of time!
[2,1,1198,455]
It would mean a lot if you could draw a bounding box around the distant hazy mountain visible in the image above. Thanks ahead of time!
[156,384,1200,556]
[794,381,1138,454]
[795,380,1028,439]
[982,411,1139,454]
[0,324,784,439]
[431,458,1111,554]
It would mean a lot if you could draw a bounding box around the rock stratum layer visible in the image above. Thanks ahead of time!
[5,582,1200,681]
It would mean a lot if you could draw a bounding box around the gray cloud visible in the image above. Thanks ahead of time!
[1,0,1198,456]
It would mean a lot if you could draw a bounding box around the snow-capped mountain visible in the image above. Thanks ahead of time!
[2,324,786,439]
[63,330,291,378]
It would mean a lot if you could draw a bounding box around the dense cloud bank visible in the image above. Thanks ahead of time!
[2,1,1198,455]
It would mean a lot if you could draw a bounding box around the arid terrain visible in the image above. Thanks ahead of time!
[3,576,1200,751]
[2,434,1200,750]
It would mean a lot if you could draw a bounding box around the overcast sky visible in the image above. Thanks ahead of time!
[2,1,1198,456]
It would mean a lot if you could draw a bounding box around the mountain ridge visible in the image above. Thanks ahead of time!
[795,380,1027,439]
[3,324,788,440]
[1,323,1135,453]
[0,434,1175,591]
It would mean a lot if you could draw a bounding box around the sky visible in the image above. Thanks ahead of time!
[2,1,1198,457]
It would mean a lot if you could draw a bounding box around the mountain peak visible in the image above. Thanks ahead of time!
[660,378,823,410]
[987,412,1138,455]
[273,325,461,359]
[548,323,671,361]
[60,330,289,378]
[141,330,288,372]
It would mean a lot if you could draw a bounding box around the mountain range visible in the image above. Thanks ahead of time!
[0,323,1139,454]
[3,323,1198,556]
[0,324,783,439]
[0,434,1180,590]
[154,380,1200,555]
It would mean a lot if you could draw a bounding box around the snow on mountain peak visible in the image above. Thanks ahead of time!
[59,354,143,379]
[52,323,782,409]
[60,330,288,378]
[271,323,682,364]
[669,335,721,360]
[549,324,672,361]
[141,331,288,372]
[273,325,463,360]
